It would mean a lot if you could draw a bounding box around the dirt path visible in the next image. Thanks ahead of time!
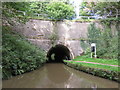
[69,60,120,67]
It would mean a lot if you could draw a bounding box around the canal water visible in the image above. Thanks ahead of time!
[2,63,119,88]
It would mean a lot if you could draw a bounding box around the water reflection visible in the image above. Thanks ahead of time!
[46,63,70,83]
[63,65,119,88]
[2,63,119,88]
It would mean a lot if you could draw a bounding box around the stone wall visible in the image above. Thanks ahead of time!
[13,19,118,58]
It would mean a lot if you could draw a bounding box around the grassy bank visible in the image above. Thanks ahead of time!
[2,26,47,79]
[64,56,119,82]
[73,56,119,65]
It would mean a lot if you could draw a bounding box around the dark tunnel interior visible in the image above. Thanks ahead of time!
[47,44,71,63]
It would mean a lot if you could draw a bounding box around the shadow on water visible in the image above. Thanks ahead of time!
[2,63,119,88]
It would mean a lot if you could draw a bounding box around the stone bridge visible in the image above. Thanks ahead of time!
[13,19,101,62]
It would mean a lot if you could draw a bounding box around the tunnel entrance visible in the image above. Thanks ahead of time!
[47,44,71,63]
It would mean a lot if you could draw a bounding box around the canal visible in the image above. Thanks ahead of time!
[2,63,119,88]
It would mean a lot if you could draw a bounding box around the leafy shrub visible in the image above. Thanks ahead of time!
[2,26,47,79]
[87,22,118,59]
[46,2,75,20]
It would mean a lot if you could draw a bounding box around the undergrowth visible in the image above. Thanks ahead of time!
[2,26,47,79]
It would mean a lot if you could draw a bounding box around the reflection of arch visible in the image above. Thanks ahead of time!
[47,44,73,63]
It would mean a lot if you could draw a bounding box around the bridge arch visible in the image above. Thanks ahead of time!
[47,44,74,63]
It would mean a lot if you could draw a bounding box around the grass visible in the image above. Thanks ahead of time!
[73,56,119,65]
[64,60,119,72]
[64,55,119,72]
[64,60,120,82]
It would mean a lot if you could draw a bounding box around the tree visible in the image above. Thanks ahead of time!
[79,2,95,16]
[94,2,120,18]
[87,22,118,59]
[46,2,75,20]
[79,2,120,18]
[2,2,32,24]
[30,2,49,17]
[87,22,101,43]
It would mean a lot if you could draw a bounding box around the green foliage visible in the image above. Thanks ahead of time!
[2,26,47,79]
[79,2,95,16]
[30,2,48,17]
[79,2,120,18]
[79,10,91,16]
[80,40,89,52]
[87,22,101,43]
[93,2,120,17]
[46,2,75,20]
[2,1,76,23]
[79,2,92,16]
[87,22,118,59]
[2,2,32,23]
[97,26,118,59]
